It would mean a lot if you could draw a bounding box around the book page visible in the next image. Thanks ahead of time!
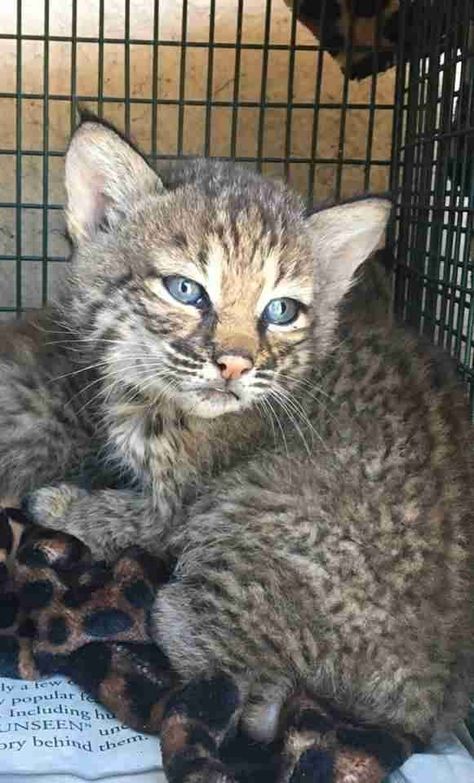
[0,675,163,780]
[2,677,473,783]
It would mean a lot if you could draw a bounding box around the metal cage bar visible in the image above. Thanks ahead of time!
[1,0,472,420]
[0,0,396,320]
[392,0,474,417]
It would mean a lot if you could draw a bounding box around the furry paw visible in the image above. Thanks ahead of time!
[22,484,88,529]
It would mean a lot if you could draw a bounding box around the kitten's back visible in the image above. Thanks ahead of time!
[154,318,474,744]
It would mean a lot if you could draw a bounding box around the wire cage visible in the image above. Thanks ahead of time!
[0,0,396,314]
[0,0,472,413]
[392,0,474,417]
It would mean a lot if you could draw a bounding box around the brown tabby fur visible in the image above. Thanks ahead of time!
[1,119,473,782]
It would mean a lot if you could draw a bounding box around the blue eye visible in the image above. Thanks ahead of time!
[262,297,300,326]
[163,276,208,309]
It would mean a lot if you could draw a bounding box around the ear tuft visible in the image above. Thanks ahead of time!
[65,120,163,244]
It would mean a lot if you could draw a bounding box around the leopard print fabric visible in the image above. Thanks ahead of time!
[284,0,402,79]
[0,508,165,669]
[0,509,182,757]
[0,507,418,783]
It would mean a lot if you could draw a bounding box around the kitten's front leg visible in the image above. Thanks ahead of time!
[23,485,172,561]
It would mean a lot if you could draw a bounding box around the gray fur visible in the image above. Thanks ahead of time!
[155,325,474,741]
[1,121,473,751]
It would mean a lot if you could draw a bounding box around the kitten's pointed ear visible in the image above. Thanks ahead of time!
[65,120,164,243]
[307,198,392,299]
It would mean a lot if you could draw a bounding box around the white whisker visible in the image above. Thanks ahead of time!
[272,383,328,453]
[256,397,278,450]
[264,394,289,457]
[268,389,312,456]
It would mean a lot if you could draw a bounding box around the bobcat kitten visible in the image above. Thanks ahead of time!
[1,120,473,780]
[0,118,386,535]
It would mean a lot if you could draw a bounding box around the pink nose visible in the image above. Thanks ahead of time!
[216,354,253,381]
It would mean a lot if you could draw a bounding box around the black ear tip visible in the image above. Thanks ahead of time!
[68,109,149,166]
[76,104,101,126]
[69,103,124,141]
[73,107,122,138]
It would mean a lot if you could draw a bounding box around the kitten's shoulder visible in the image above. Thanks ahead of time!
[0,311,48,357]
[344,318,467,414]
[0,308,67,367]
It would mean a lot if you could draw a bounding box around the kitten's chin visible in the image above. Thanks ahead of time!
[175,390,247,419]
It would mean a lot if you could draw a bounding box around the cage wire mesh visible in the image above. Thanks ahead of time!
[0,0,395,315]
[0,0,472,412]
[392,0,474,416]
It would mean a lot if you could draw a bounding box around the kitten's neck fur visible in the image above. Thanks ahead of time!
[55,309,267,515]
[102,377,265,514]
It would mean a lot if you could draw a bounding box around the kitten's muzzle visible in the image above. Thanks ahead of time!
[215,354,253,381]
[203,383,240,401]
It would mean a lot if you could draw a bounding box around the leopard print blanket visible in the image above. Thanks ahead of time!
[0,506,415,783]
[284,0,402,79]
[284,2,463,82]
